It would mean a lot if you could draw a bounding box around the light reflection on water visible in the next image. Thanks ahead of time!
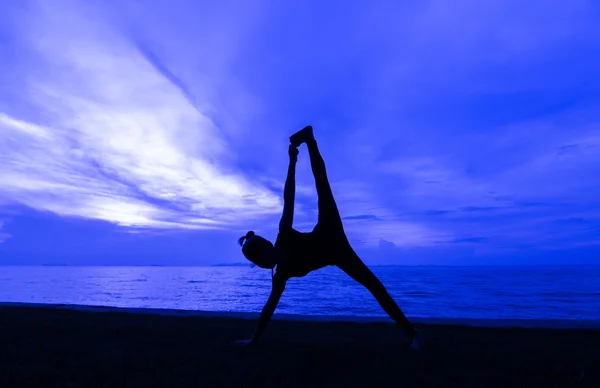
[1,265,598,319]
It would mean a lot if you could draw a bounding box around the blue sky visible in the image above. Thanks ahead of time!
[1,0,599,265]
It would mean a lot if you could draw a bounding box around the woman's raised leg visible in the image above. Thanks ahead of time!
[291,126,342,229]
[307,139,344,228]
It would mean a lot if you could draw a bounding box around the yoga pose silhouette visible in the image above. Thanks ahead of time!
[234,125,424,350]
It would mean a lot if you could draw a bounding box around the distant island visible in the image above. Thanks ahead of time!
[211,262,252,267]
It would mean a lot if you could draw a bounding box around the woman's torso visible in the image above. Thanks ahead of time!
[274,227,348,278]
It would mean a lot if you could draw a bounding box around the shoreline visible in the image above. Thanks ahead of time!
[2,301,599,329]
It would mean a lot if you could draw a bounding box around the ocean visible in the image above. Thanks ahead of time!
[1,265,598,320]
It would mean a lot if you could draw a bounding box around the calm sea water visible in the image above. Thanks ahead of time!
[0,265,598,320]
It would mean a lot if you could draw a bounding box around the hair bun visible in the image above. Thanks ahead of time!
[246,231,255,238]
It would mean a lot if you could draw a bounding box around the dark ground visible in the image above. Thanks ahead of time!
[0,306,598,387]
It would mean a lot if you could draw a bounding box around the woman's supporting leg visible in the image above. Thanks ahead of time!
[337,250,416,337]
[306,139,343,228]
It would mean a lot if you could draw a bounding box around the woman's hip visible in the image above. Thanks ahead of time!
[312,221,346,241]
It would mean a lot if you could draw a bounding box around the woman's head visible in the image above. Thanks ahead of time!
[238,231,278,269]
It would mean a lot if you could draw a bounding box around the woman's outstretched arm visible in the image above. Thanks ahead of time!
[233,272,287,345]
[250,272,287,343]
[279,145,299,231]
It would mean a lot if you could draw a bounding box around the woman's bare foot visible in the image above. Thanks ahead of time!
[289,125,314,147]
[409,329,424,350]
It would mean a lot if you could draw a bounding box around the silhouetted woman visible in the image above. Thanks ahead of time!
[234,125,424,350]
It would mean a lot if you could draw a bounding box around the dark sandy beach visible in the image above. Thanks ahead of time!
[0,305,598,387]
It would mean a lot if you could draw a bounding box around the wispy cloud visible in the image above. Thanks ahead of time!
[374,125,600,251]
[0,2,281,230]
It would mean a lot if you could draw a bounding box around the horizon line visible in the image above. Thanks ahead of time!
[0,263,597,267]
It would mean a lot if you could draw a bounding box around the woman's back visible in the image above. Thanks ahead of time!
[275,228,337,278]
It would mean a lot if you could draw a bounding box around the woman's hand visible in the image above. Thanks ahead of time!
[288,144,299,163]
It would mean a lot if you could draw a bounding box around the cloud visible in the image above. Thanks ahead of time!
[378,239,396,250]
[343,216,452,248]
[0,2,281,230]
[0,221,11,243]
[452,237,486,244]
[459,206,501,213]
[343,214,381,221]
